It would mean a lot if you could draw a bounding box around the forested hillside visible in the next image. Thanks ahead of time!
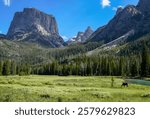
[0,36,150,78]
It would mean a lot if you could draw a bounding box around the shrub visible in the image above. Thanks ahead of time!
[57,97,63,102]
[141,93,150,98]
[40,94,50,99]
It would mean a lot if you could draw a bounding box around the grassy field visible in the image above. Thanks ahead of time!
[0,75,150,102]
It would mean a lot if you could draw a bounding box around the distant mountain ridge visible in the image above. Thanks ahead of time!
[0,34,6,39]
[67,26,93,45]
[7,8,64,48]
[89,0,150,43]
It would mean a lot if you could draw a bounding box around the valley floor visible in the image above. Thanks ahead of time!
[0,75,150,102]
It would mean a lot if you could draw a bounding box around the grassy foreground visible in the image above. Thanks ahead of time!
[0,75,150,102]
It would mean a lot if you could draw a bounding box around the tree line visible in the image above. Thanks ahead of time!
[0,43,150,77]
[0,60,31,76]
[33,43,150,77]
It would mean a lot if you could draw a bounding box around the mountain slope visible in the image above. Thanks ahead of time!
[89,0,150,43]
[7,8,64,48]
[0,37,55,64]
[87,33,150,57]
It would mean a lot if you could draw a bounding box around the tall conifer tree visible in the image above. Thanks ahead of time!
[141,43,149,77]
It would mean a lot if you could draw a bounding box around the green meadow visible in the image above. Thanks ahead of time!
[0,75,150,102]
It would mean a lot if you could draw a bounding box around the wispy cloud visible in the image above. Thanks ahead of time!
[3,0,11,6]
[101,0,111,8]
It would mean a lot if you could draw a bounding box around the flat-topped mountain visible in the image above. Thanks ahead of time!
[7,8,64,47]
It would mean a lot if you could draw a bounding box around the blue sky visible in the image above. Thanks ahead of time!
[0,0,138,40]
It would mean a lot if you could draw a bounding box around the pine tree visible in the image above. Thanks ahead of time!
[16,65,20,75]
[148,55,150,75]
[2,60,10,76]
[19,63,31,75]
[26,63,31,75]
[141,43,149,77]
[0,61,3,76]
[119,57,124,76]
[131,61,138,77]
[10,61,16,75]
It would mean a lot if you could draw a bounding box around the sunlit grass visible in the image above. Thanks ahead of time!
[0,75,150,102]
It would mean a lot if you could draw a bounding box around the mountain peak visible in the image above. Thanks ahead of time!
[67,26,93,45]
[23,8,53,17]
[87,26,92,30]
[23,8,37,12]
[116,7,123,15]
[122,5,141,17]
[89,2,144,43]
[23,8,43,15]
[86,26,93,33]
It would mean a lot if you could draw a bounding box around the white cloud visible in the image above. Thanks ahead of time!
[101,0,111,8]
[61,36,68,41]
[3,0,11,6]
[0,30,2,34]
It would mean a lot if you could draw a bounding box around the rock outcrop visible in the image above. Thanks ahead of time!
[67,26,93,45]
[116,7,123,15]
[81,26,93,42]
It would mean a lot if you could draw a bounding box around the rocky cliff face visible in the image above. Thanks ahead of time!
[89,0,150,43]
[137,0,150,13]
[116,7,123,15]
[81,26,93,42]
[76,32,84,42]
[7,8,64,47]
[67,26,93,45]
